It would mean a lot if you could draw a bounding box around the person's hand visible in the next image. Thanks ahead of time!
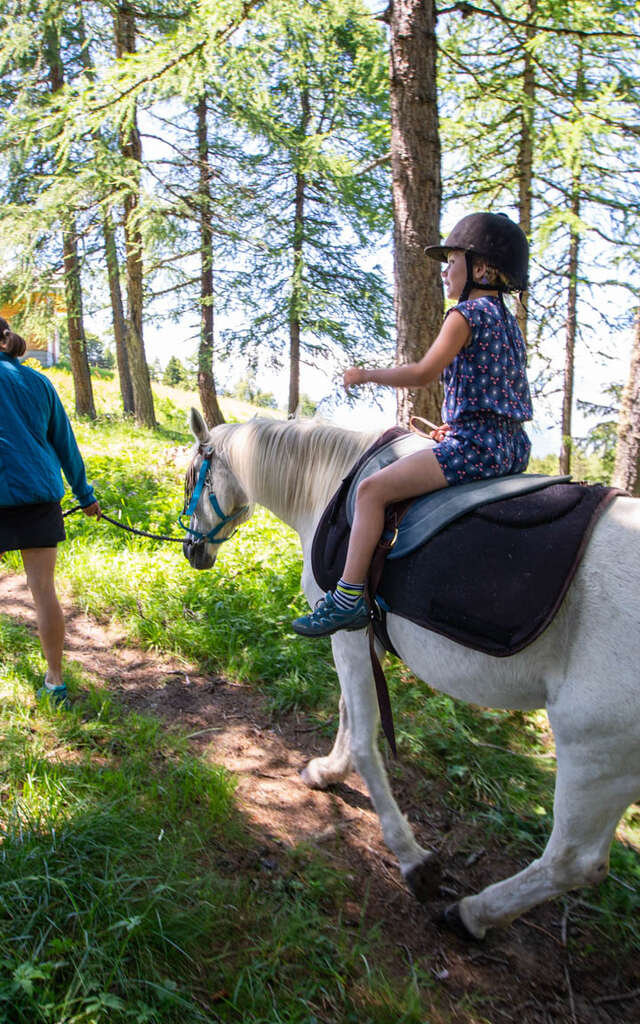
[343,366,367,390]
[82,501,101,518]
[429,423,451,443]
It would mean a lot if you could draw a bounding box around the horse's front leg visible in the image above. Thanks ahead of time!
[316,630,441,900]
[301,693,353,788]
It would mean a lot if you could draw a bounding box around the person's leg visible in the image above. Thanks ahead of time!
[342,449,448,584]
[292,450,447,636]
[21,547,65,687]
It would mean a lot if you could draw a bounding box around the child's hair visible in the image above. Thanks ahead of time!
[0,317,27,358]
[471,255,512,291]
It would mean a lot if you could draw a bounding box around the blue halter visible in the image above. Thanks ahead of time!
[179,457,248,545]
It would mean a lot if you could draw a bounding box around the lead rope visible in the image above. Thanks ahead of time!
[63,505,189,543]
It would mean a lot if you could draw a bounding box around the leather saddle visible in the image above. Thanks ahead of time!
[312,428,619,657]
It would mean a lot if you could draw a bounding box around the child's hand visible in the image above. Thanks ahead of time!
[429,423,451,442]
[343,366,367,390]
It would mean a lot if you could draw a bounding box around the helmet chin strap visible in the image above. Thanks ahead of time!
[459,252,475,301]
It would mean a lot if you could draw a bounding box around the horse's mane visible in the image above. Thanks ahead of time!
[215,417,378,521]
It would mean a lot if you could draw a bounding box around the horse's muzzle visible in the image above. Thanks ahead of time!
[183,538,216,570]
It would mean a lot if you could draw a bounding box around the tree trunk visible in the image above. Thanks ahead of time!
[43,18,95,418]
[388,0,443,427]
[103,210,134,414]
[114,4,156,428]
[76,5,134,416]
[612,308,640,495]
[62,227,96,418]
[288,87,310,418]
[559,198,580,476]
[196,95,224,427]
[516,0,537,341]
[288,167,305,417]
[559,52,584,476]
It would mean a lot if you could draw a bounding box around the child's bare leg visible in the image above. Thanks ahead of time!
[292,449,447,637]
[343,449,447,583]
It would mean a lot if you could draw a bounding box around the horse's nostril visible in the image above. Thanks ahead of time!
[183,537,215,571]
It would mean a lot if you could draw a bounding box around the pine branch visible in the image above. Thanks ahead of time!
[353,151,392,175]
[438,1,640,40]
[87,0,264,117]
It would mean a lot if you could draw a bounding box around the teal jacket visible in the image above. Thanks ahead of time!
[0,353,96,509]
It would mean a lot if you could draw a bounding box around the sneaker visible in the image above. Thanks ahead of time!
[291,591,370,637]
[37,679,70,708]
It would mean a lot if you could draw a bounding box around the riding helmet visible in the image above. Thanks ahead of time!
[424,212,529,292]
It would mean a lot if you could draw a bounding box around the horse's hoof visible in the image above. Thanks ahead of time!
[300,761,336,790]
[437,902,479,941]
[404,853,442,902]
[300,765,324,790]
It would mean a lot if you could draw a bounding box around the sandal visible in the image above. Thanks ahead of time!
[37,677,70,708]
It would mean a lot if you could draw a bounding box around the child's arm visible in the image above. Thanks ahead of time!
[344,310,470,390]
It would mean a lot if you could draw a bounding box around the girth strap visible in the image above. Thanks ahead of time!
[364,499,413,759]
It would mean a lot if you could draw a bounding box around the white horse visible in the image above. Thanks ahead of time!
[183,409,640,939]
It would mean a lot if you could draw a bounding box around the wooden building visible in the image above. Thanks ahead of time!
[0,294,64,366]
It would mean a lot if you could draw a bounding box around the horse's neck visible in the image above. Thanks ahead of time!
[225,419,374,535]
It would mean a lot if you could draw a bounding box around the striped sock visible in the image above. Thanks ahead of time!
[333,578,365,611]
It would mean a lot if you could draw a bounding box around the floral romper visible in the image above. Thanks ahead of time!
[433,295,533,485]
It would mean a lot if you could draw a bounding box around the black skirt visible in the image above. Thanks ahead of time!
[0,501,66,552]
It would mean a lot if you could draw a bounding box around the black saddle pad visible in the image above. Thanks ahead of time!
[312,431,619,657]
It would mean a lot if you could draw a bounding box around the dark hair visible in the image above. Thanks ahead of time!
[0,317,27,358]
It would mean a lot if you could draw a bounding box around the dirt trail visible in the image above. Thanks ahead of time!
[2,572,638,1024]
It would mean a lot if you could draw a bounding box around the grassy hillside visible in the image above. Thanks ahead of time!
[0,368,637,1022]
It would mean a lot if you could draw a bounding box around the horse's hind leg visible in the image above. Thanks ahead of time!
[301,694,353,788]
[304,632,441,899]
[449,740,640,939]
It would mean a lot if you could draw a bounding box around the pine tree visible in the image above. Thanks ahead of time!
[217,0,393,415]
[76,1,134,415]
[612,310,640,495]
[195,94,225,427]
[113,2,156,428]
[0,2,96,417]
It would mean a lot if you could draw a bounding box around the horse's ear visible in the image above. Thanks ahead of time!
[189,407,209,444]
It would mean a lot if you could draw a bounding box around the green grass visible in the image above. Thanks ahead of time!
[1,372,459,1022]
[1,367,638,1018]
[0,617,453,1024]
